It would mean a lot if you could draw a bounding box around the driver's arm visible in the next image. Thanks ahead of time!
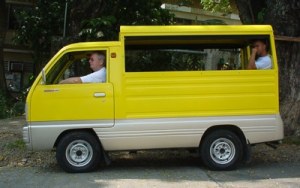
[59,77,82,84]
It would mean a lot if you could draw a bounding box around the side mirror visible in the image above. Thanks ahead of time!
[42,68,46,84]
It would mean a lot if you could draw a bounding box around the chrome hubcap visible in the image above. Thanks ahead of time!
[210,138,235,164]
[66,140,93,167]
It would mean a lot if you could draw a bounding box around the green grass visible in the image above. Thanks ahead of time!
[283,136,300,145]
[6,139,26,149]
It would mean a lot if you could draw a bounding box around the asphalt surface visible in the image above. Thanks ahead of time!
[1,155,300,188]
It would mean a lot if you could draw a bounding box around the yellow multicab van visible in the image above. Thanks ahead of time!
[23,25,283,173]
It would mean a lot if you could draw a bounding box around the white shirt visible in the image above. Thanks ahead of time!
[255,55,272,69]
[80,67,106,83]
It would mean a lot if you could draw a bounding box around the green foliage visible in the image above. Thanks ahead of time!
[257,8,266,23]
[6,139,26,150]
[283,136,300,145]
[10,101,25,117]
[78,0,174,41]
[79,16,117,41]
[15,1,65,50]
[0,89,27,119]
[14,0,174,74]
[14,0,66,74]
[0,91,9,119]
[200,0,232,13]
[116,0,174,25]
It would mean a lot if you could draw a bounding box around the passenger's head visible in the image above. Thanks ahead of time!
[251,39,269,56]
[89,52,106,71]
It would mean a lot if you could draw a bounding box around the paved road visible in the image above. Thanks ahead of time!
[1,154,300,188]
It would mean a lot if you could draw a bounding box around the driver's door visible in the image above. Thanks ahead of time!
[29,49,114,127]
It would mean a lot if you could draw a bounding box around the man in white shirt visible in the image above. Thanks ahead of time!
[247,39,272,70]
[60,52,106,84]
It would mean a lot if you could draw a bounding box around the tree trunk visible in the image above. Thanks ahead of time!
[265,0,300,136]
[277,42,300,135]
[0,0,8,95]
[235,0,300,135]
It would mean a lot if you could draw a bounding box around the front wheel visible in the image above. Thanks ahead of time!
[200,130,243,170]
[56,131,101,173]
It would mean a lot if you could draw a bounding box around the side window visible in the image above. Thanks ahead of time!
[246,38,273,70]
[124,36,244,72]
[125,48,206,72]
[46,50,106,84]
[125,47,242,72]
[124,35,271,72]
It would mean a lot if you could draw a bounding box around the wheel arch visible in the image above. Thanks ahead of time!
[53,128,100,148]
[200,124,250,161]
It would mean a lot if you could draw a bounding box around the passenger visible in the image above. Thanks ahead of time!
[59,52,106,84]
[247,39,272,70]
[221,62,232,70]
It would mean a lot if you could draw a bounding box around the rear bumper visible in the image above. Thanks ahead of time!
[243,114,284,144]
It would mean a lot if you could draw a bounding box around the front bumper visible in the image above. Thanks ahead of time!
[23,124,32,150]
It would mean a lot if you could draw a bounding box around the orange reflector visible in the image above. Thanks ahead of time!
[111,53,117,58]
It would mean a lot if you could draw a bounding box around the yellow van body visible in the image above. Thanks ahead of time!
[23,25,283,172]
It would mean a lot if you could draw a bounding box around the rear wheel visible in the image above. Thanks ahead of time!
[200,129,243,170]
[56,131,101,173]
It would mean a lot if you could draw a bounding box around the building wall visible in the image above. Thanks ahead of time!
[4,0,34,93]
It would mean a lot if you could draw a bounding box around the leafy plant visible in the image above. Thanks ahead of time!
[0,91,9,119]
[200,0,232,13]
[0,86,28,119]
[257,8,267,23]
[14,0,174,75]
[10,101,25,117]
[79,16,117,41]
[6,139,26,150]
[283,136,300,145]
[14,0,66,75]
[77,0,174,41]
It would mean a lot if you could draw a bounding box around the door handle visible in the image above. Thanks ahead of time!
[44,89,59,92]
[94,92,106,97]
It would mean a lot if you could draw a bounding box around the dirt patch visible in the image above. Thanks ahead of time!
[0,116,56,168]
[0,116,300,169]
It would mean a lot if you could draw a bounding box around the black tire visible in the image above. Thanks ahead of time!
[56,131,101,173]
[200,129,243,170]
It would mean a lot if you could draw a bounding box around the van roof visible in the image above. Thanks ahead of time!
[120,25,273,36]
